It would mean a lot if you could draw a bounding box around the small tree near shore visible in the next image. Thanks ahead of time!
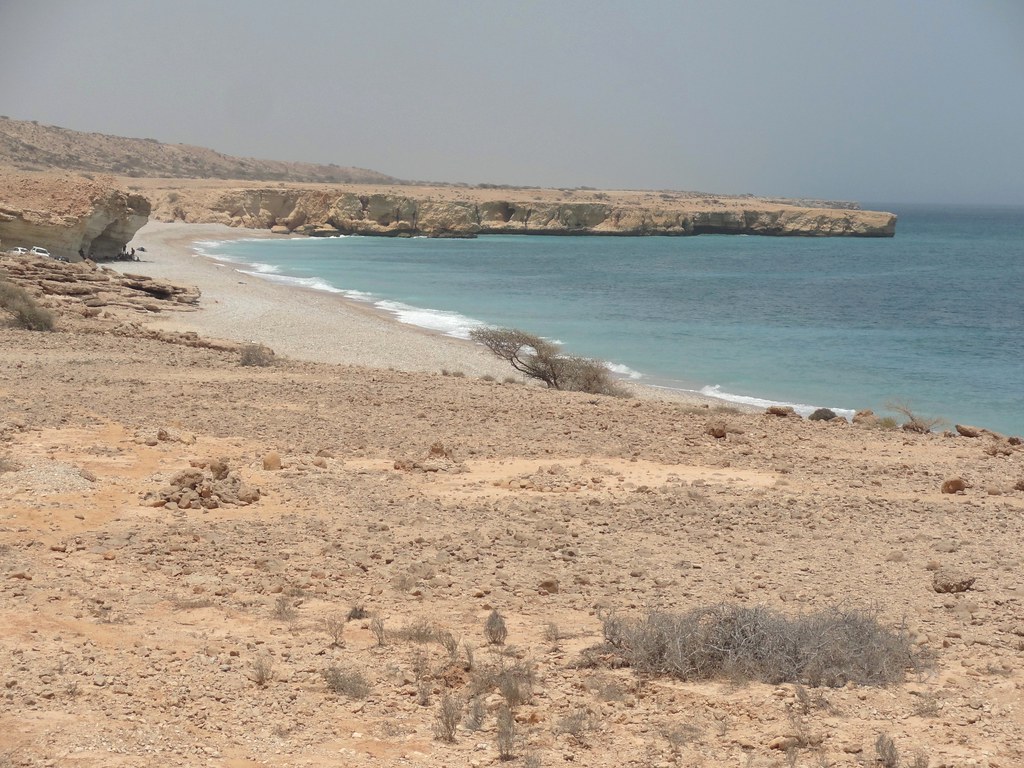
[469,327,628,397]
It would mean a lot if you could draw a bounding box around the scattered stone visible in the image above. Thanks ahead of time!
[146,460,260,509]
[956,424,981,438]
[263,452,282,471]
[765,405,798,418]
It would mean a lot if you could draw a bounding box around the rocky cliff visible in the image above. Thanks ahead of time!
[152,187,897,238]
[0,172,151,259]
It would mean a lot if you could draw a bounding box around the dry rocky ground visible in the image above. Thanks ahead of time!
[1,264,1023,768]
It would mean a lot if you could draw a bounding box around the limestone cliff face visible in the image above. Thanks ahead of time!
[151,187,897,238]
[0,173,151,259]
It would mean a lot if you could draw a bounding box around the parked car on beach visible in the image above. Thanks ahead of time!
[29,246,52,258]
[10,246,28,255]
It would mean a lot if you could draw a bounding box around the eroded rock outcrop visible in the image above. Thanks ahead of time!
[0,172,150,259]
[0,253,199,318]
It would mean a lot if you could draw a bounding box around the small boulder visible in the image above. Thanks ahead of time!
[765,405,798,418]
[706,421,728,439]
[538,578,559,594]
[941,477,967,494]
[263,451,282,471]
[169,468,205,489]
[932,569,976,594]
[852,409,878,426]
[236,483,261,504]
[208,458,229,480]
[955,424,981,438]
[809,408,838,421]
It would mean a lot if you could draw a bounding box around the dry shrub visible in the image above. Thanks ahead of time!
[272,595,297,621]
[322,665,371,699]
[463,696,485,731]
[484,609,508,646]
[875,733,899,768]
[496,703,517,761]
[556,707,597,743]
[887,401,943,434]
[472,658,536,708]
[323,615,346,647]
[598,604,928,687]
[432,693,463,742]
[370,616,387,646]
[252,656,274,687]
[0,278,55,330]
[437,630,460,661]
[347,604,369,621]
[395,618,436,644]
[239,342,275,367]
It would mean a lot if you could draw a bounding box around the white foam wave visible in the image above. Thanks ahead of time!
[242,262,283,274]
[607,362,644,380]
[241,271,345,294]
[341,289,376,302]
[699,385,856,419]
[374,300,482,339]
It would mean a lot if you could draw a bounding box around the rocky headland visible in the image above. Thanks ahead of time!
[0,171,150,259]
[0,118,897,246]
[151,184,896,238]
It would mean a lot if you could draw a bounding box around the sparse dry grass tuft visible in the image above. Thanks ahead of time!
[322,665,371,699]
[0,278,55,330]
[239,342,276,367]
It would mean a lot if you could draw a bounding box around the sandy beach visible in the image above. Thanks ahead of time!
[2,229,1023,767]
[117,221,728,407]
[119,222,515,378]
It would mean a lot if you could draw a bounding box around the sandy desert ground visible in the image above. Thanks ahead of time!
[1,225,1023,768]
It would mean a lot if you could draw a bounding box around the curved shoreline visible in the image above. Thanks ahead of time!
[118,221,740,410]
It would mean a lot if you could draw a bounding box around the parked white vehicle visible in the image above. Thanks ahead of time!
[29,246,52,258]
[10,246,29,255]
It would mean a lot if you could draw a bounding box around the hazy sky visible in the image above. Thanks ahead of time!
[2,0,1023,204]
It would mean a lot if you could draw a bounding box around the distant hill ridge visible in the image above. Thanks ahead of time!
[0,116,402,185]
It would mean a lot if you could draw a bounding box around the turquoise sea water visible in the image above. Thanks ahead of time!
[197,205,1024,435]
